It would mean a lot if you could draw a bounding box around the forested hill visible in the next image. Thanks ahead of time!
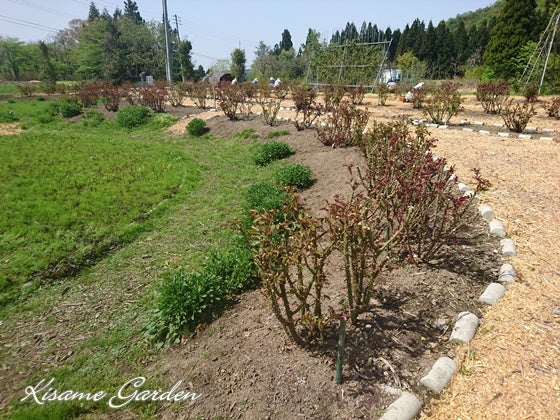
[446,0,504,31]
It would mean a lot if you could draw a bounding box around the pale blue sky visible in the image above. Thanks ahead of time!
[1,0,497,69]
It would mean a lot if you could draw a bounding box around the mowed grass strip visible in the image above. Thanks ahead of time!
[0,126,198,302]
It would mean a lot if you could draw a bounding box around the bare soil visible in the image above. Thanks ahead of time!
[151,101,505,419]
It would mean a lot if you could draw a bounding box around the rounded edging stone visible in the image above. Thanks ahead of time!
[478,282,507,305]
[450,311,479,344]
[379,391,422,420]
[419,356,458,394]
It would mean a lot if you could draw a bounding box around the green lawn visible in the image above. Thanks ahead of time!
[0,96,283,418]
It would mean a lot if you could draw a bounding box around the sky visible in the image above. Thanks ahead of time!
[1,0,497,69]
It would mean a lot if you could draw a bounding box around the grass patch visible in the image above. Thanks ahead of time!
[265,129,290,139]
[0,99,198,306]
[0,97,283,417]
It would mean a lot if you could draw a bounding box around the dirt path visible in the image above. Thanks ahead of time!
[419,128,560,418]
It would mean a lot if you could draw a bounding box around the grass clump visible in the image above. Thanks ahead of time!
[265,129,290,139]
[186,117,209,137]
[235,128,259,140]
[253,141,295,166]
[116,105,150,128]
[275,163,314,189]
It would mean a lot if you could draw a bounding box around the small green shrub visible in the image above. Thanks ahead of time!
[146,269,227,344]
[186,117,209,137]
[275,163,314,189]
[253,141,295,166]
[36,112,55,124]
[245,181,287,213]
[51,101,82,118]
[116,105,150,129]
[204,242,259,295]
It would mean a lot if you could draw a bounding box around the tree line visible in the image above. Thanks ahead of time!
[1,0,559,91]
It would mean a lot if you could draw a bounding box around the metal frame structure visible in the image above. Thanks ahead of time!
[520,5,560,95]
[306,39,392,90]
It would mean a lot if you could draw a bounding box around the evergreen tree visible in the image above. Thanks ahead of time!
[279,29,293,52]
[434,21,455,78]
[230,48,246,81]
[386,28,400,63]
[420,21,437,74]
[88,2,100,21]
[123,0,143,24]
[483,0,538,79]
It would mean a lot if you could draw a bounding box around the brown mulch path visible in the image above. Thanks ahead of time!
[419,125,560,419]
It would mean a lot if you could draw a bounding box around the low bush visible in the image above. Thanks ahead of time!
[292,84,324,130]
[58,101,83,118]
[422,81,463,124]
[116,105,150,129]
[204,242,259,295]
[244,181,287,214]
[522,82,539,103]
[168,82,187,107]
[316,100,369,148]
[275,163,314,189]
[501,99,536,132]
[240,192,335,345]
[260,100,281,126]
[138,82,167,113]
[186,117,209,137]
[185,81,208,109]
[99,83,121,112]
[150,113,179,129]
[477,81,509,114]
[146,269,227,345]
[16,83,36,97]
[78,82,101,107]
[544,96,560,118]
[253,141,295,166]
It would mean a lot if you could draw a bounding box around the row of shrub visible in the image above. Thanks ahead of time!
[239,117,491,345]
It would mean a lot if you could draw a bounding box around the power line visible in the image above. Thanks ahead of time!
[0,14,60,33]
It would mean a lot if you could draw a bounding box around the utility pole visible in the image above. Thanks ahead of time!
[174,14,185,82]
[162,0,172,82]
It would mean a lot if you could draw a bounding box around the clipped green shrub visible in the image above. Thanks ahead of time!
[275,163,314,189]
[116,105,150,129]
[204,242,259,295]
[253,141,295,166]
[245,181,287,213]
[46,101,82,118]
[146,269,227,344]
[186,117,209,137]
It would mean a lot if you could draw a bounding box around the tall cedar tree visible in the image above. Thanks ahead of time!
[230,48,246,82]
[483,0,538,80]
